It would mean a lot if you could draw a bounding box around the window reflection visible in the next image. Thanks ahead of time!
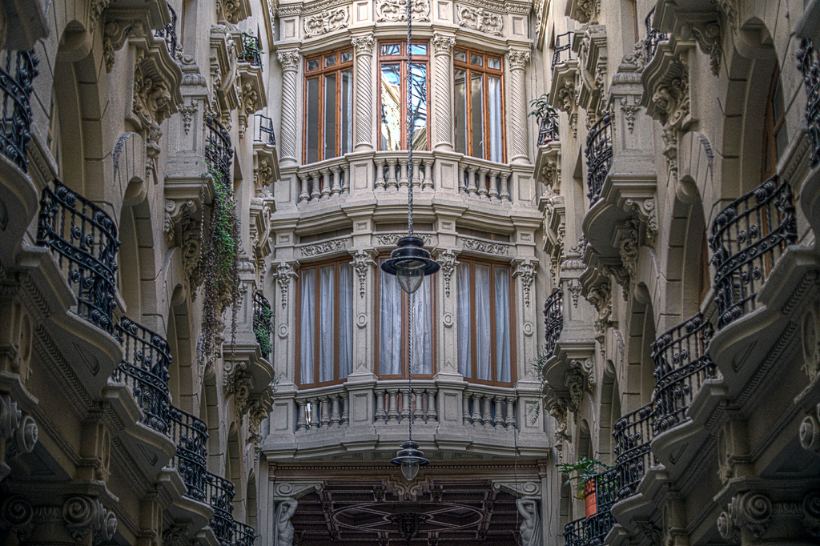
[378,41,429,151]
[303,48,354,163]
[454,47,506,162]
[380,63,401,150]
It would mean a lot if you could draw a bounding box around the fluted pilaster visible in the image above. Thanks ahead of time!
[352,34,375,151]
[432,33,455,151]
[278,50,301,162]
[507,48,531,164]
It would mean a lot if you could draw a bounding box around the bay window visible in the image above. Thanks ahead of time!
[454,48,505,162]
[296,260,353,386]
[379,41,429,150]
[377,265,435,377]
[457,260,515,384]
[304,48,354,163]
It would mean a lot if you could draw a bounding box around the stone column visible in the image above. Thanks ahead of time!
[277,50,301,163]
[432,33,455,151]
[507,48,531,165]
[351,34,375,152]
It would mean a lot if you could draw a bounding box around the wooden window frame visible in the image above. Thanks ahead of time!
[762,67,786,180]
[302,47,354,163]
[294,257,353,388]
[453,47,507,162]
[377,40,431,151]
[458,258,517,386]
[374,256,437,379]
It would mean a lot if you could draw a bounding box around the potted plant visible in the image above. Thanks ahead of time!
[528,93,556,122]
[529,93,560,145]
[556,457,610,517]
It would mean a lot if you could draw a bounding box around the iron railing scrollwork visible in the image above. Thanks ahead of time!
[0,49,38,172]
[114,317,172,434]
[206,472,236,544]
[797,38,819,167]
[643,7,667,62]
[168,407,208,501]
[613,404,655,499]
[37,180,120,333]
[544,288,564,357]
[154,2,179,59]
[239,33,263,67]
[585,113,613,206]
[253,290,273,359]
[651,313,715,434]
[564,509,615,546]
[205,114,234,181]
[253,113,276,146]
[232,521,257,545]
[708,176,797,328]
[552,32,575,70]
[537,110,560,146]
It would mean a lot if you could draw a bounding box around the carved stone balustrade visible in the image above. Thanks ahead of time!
[375,151,435,192]
[297,156,352,204]
[461,384,517,430]
[457,156,513,203]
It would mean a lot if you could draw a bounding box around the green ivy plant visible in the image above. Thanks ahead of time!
[557,457,610,499]
[254,303,273,358]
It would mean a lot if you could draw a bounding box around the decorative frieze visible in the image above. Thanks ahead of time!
[298,238,349,258]
[376,0,431,22]
[375,233,433,247]
[304,8,349,37]
[461,237,510,256]
[456,5,503,35]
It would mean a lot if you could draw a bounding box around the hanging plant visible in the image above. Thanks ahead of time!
[529,93,557,122]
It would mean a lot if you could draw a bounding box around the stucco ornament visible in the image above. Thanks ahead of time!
[456,5,503,36]
[517,498,543,546]
[275,498,298,546]
[62,496,117,543]
[717,491,772,543]
[273,262,298,309]
[303,8,348,37]
[350,249,376,298]
[377,0,431,22]
[435,249,459,297]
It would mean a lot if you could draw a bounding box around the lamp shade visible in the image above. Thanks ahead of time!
[391,440,429,481]
[380,236,440,294]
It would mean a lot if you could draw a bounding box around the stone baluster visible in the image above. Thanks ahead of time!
[500,172,511,201]
[330,395,340,425]
[296,400,306,430]
[478,167,489,198]
[466,165,478,195]
[374,157,386,190]
[489,170,500,200]
[400,388,411,421]
[340,392,349,425]
[507,48,531,164]
[352,34,375,151]
[321,168,331,199]
[277,50,301,162]
[320,396,330,427]
[415,390,424,422]
[374,389,386,421]
[331,165,342,196]
[481,395,491,428]
[471,393,481,424]
[422,158,434,190]
[505,396,516,427]
[386,158,398,190]
[310,171,321,201]
[398,158,409,188]
[387,389,399,422]
[298,173,309,203]
[343,162,351,193]
[428,389,438,421]
[494,396,504,428]
[463,392,471,425]
[412,158,422,188]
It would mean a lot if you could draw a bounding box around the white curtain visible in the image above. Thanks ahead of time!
[338,264,353,379]
[319,266,335,382]
[495,269,511,382]
[488,76,503,163]
[300,269,315,384]
[380,270,402,374]
[475,265,491,380]
[457,265,472,377]
[411,277,433,374]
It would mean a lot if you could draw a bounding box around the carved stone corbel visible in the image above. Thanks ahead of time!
[513,259,538,309]
[62,495,118,544]
[0,393,38,482]
[224,360,253,412]
[691,21,722,76]
[272,262,299,309]
[543,387,570,442]
[799,403,820,454]
[716,491,772,543]
[434,249,459,298]
[0,495,33,539]
[349,250,376,299]
[565,359,594,412]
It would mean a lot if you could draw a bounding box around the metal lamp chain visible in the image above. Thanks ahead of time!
[406,0,414,236]
[408,291,414,442]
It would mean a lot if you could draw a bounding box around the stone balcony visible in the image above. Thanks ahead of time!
[548,31,580,126]
[265,379,547,459]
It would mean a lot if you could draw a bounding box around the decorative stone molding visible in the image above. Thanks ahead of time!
[717,491,774,543]
[273,262,298,309]
[248,387,274,444]
[435,249,459,298]
[691,21,722,76]
[62,495,117,544]
[543,387,569,442]
[456,5,503,35]
[492,480,541,498]
[564,359,594,412]
[350,249,376,298]
[461,237,509,256]
[304,7,348,37]
[513,259,538,308]
[377,0,431,22]
[799,403,820,454]
[0,495,33,538]
[224,360,253,412]
[567,0,600,24]
[219,0,252,24]
[803,491,820,538]
[0,393,38,482]
[298,238,349,258]
[163,199,198,244]
[376,233,433,247]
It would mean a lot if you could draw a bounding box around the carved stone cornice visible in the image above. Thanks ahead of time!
[654,1,723,75]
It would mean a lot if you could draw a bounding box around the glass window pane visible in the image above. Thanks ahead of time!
[324,74,337,158]
[319,266,335,382]
[411,277,433,374]
[470,54,483,66]
[457,265,471,377]
[488,76,503,162]
[307,59,320,71]
[488,56,501,69]
[470,73,485,158]
[306,78,320,163]
[409,43,427,56]
[454,50,467,62]
[475,265,491,380]
[380,269,402,375]
[341,51,353,63]
[325,54,336,67]
[381,44,400,56]
[380,63,402,151]
[454,69,467,154]
[494,268,511,382]
[338,264,353,379]
[341,69,353,155]
[410,63,428,150]
[300,269,316,384]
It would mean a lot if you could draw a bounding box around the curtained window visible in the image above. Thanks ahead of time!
[297,261,354,386]
[379,41,429,151]
[457,260,514,384]
[377,265,434,377]
[454,48,505,162]
[304,48,354,163]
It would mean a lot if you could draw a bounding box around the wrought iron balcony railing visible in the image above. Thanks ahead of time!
[537,110,560,146]
[613,404,654,499]
[564,509,615,546]
[643,7,667,62]
[0,49,38,172]
[651,313,715,434]
[37,180,120,333]
[253,290,273,360]
[114,317,172,434]
[797,38,819,167]
[585,113,613,206]
[253,113,276,146]
[154,2,179,59]
[544,288,564,357]
[205,114,234,181]
[206,472,236,544]
[708,176,797,328]
[168,406,208,501]
[232,521,257,545]
[239,33,262,67]
[552,32,575,70]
